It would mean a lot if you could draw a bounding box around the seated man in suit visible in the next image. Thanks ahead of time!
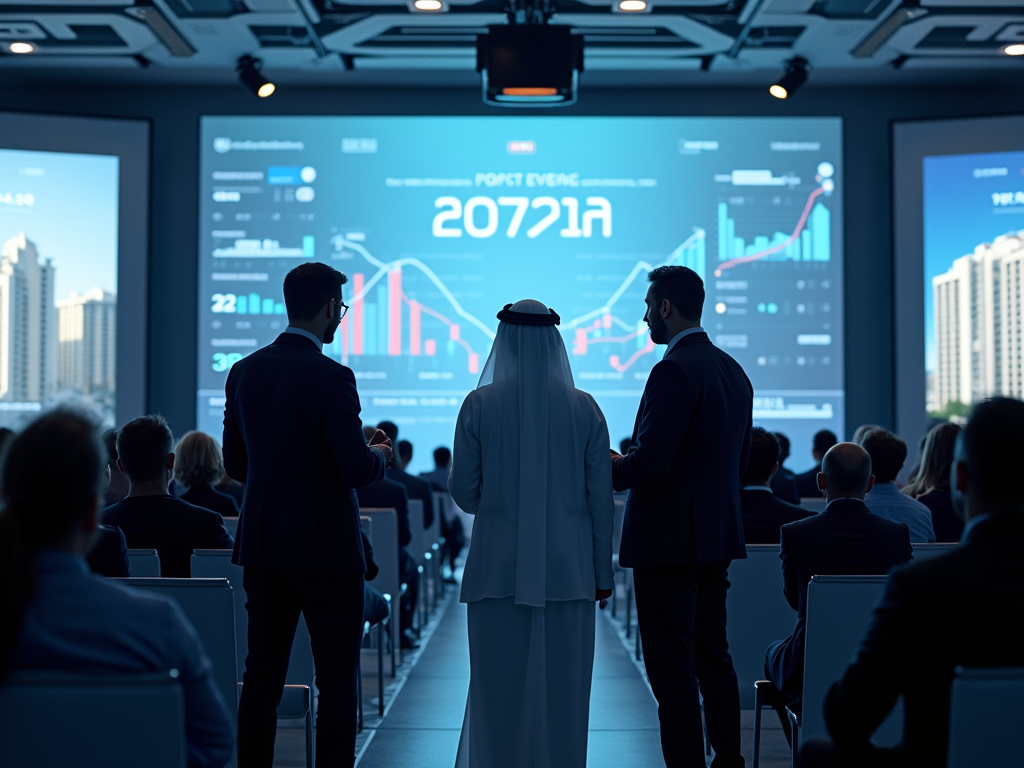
[770,432,801,504]
[861,428,936,543]
[104,416,234,577]
[2,409,234,768]
[793,429,838,497]
[804,397,1024,767]
[764,442,912,742]
[740,427,811,544]
[421,446,466,582]
[391,439,435,530]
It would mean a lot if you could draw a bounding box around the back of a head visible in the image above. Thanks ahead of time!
[904,422,961,497]
[619,438,633,456]
[960,397,1024,514]
[173,430,225,488]
[821,442,873,498]
[813,429,838,456]
[103,428,119,467]
[377,421,399,443]
[646,266,704,321]
[116,415,174,483]
[283,262,347,322]
[0,409,107,676]
[774,432,791,463]
[852,423,882,446]
[741,427,780,486]
[362,425,376,441]
[859,428,907,484]
[433,446,451,467]
[397,440,413,465]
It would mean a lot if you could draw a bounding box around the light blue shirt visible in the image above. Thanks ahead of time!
[863,483,936,543]
[12,552,235,768]
[285,326,323,352]
[665,326,706,356]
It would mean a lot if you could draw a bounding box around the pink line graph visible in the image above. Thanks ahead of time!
[401,291,481,373]
[609,339,657,373]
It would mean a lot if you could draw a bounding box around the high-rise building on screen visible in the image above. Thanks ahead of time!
[56,288,117,397]
[0,234,57,403]
[933,230,1024,411]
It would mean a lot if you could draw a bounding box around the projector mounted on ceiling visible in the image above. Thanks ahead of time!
[477,22,584,108]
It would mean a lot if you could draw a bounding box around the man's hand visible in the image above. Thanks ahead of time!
[368,430,393,465]
[610,449,622,460]
[596,587,613,611]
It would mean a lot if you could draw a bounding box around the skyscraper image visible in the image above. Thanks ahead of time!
[56,288,117,397]
[933,230,1024,412]
[0,234,57,403]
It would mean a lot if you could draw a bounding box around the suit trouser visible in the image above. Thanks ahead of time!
[399,548,418,633]
[237,566,364,768]
[633,563,744,768]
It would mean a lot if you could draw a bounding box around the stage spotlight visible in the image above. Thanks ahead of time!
[477,25,584,107]
[237,55,275,98]
[412,0,445,10]
[7,42,36,54]
[617,0,649,11]
[770,57,809,100]
[1002,43,1024,56]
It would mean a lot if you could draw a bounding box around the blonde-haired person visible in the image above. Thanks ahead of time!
[174,431,240,519]
[902,422,963,542]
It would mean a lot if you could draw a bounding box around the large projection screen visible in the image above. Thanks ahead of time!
[0,112,149,429]
[894,114,1024,452]
[198,116,843,473]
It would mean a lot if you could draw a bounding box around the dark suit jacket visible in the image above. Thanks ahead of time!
[181,484,240,519]
[389,467,435,529]
[771,468,801,504]
[794,466,821,498]
[613,331,753,568]
[357,476,411,548]
[768,498,912,698]
[740,488,811,544]
[824,513,1024,768]
[223,332,387,574]
[917,489,963,543]
[103,495,234,578]
[86,524,130,577]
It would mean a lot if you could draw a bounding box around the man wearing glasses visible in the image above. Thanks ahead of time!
[223,262,392,768]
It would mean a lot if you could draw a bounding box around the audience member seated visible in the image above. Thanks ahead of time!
[420,446,465,583]
[104,416,234,577]
[851,423,882,446]
[390,439,435,529]
[740,428,811,543]
[618,438,633,456]
[764,442,912,743]
[794,429,838,497]
[214,474,245,507]
[803,398,1024,768]
[900,422,964,543]
[770,431,801,504]
[102,428,130,506]
[173,431,240,520]
[0,410,234,768]
[361,531,389,626]
[861,428,936,543]
[86,524,130,577]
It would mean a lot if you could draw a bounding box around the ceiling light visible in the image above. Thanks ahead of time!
[477,25,584,107]
[237,55,275,98]
[1002,43,1024,56]
[617,0,649,11]
[770,57,809,100]
[7,42,36,54]
[412,0,445,10]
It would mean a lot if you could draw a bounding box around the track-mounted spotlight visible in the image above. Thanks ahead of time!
[769,57,809,100]
[237,55,276,98]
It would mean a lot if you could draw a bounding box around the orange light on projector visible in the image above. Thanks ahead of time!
[501,87,559,96]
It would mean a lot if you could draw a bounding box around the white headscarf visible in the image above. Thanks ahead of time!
[475,299,582,607]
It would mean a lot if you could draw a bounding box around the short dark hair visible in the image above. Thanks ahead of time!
[813,429,838,455]
[774,432,791,463]
[397,440,413,463]
[433,447,451,467]
[647,266,704,321]
[283,262,348,323]
[741,427,780,486]
[821,443,873,496]
[619,438,633,456]
[116,415,174,482]
[103,428,119,465]
[961,397,1024,511]
[860,428,907,484]
[377,421,398,443]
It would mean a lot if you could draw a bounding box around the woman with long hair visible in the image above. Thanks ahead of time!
[174,430,240,519]
[902,422,964,542]
[0,409,234,768]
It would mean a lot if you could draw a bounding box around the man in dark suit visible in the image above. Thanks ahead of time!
[740,428,811,544]
[421,446,465,582]
[803,398,1024,768]
[793,429,838,497]
[611,265,753,768]
[764,442,911,741]
[392,439,435,529]
[104,416,234,577]
[223,262,392,768]
[770,432,801,504]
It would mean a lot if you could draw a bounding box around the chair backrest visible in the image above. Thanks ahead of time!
[0,671,186,768]
[360,515,373,541]
[127,548,161,577]
[801,575,903,749]
[948,666,1024,768]
[222,516,239,538]
[726,545,795,709]
[407,499,426,565]
[612,496,626,555]
[799,497,827,513]
[911,542,958,562]
[189,550,315,687]
[360,508,401,609]
[427,492,441,544]
[116,577,237,728]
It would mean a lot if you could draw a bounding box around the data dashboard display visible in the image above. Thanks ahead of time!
[199,116,843,471]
